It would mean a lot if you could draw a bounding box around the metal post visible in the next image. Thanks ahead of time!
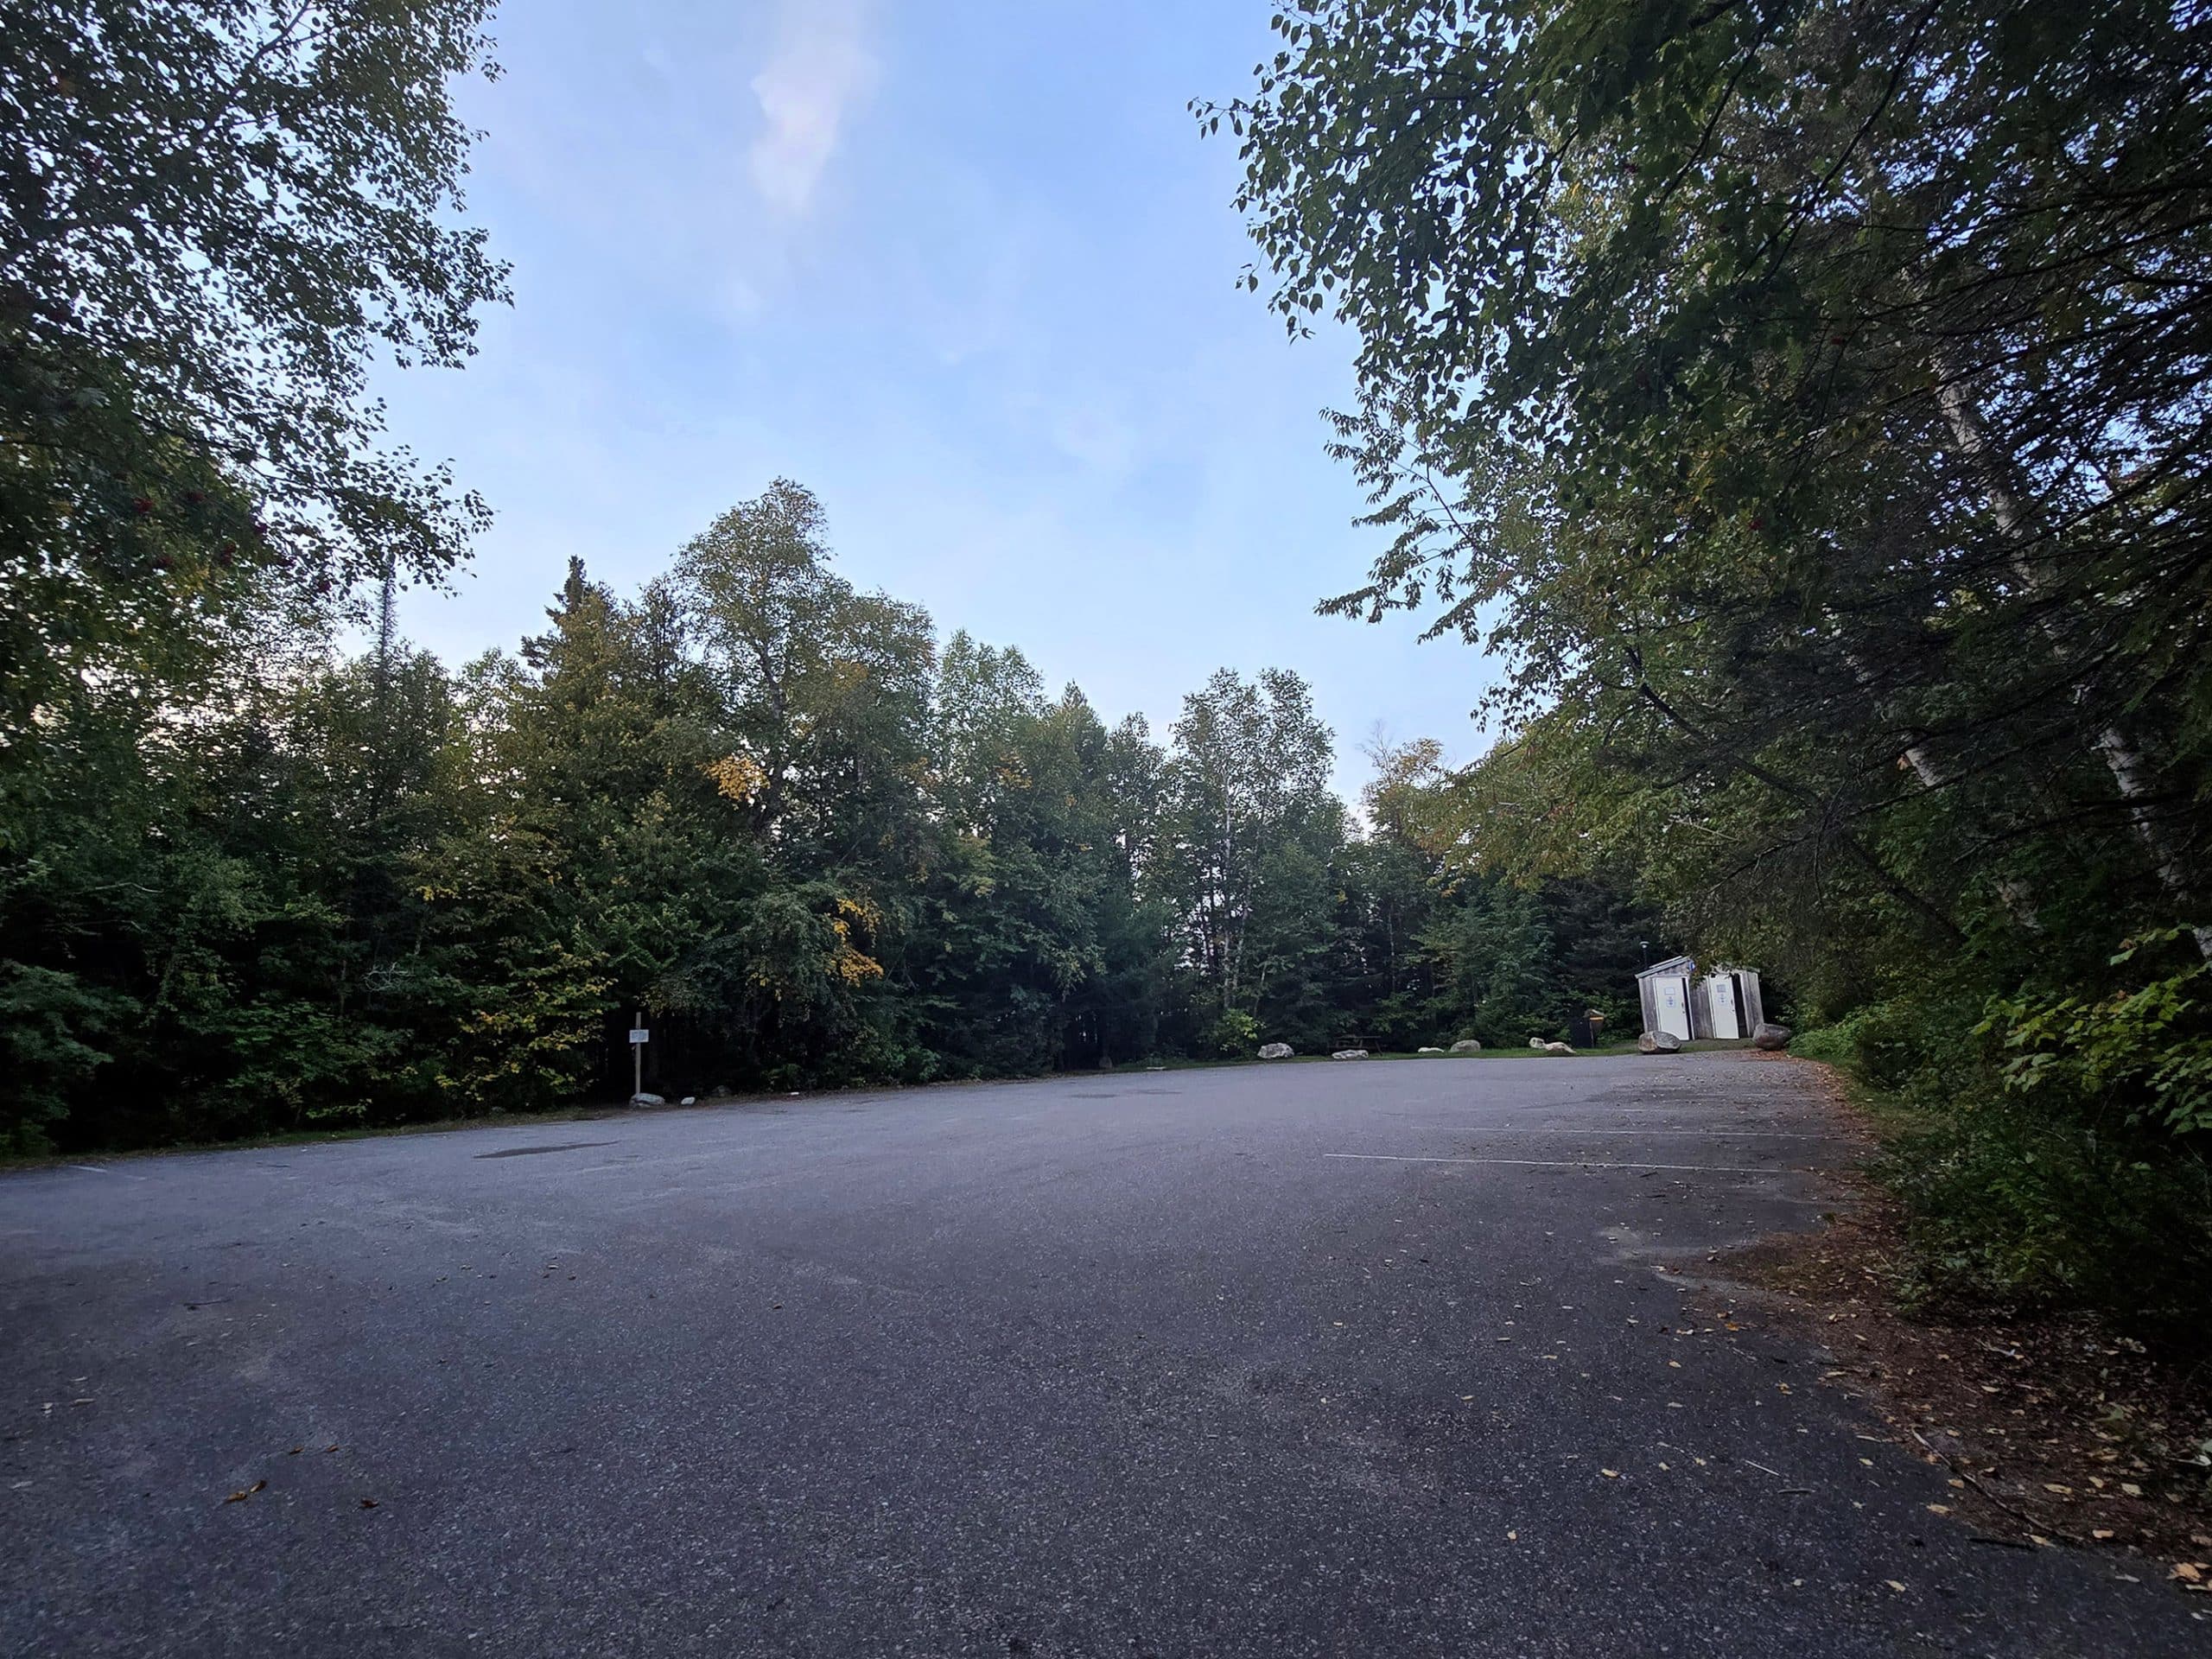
[633,1007,642,1101]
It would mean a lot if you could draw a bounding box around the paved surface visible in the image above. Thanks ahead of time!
[1,1055,2200,1657]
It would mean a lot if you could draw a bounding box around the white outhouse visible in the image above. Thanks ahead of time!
[1696,965,1765,1039]
[1637,957,1767,1041]
[1636,956,1697,1042]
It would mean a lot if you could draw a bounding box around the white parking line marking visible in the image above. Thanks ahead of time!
[1386,1106,1790,1118]
[1324,1153,1791,1175]
[1444,1128,1827,1140]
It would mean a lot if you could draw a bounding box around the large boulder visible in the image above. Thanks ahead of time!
[1330,1048,1370,1061]
[630,1092,665,1107]
[1751,1021,1794,1051]
[1528,1037,1548,1051]
[1450,1039,1483,1054]
[1637,1030,1683,1054]
[1257,1042,1295,1060]
[1542,1040,1574,1055]
[1416,1046,1443,1053]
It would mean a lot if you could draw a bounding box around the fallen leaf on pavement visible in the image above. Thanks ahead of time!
[222,1480,266,1503]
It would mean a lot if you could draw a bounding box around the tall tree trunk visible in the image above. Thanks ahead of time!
[1932,368,2209,957]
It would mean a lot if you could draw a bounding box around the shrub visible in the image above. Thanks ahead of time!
[1881,1108,2212,1348]
[1788,1023,1854,1068]
[1980,928,2212,1136]
[0,965,131,1154]
[1205,1009,1262,1058]
[1837,932,2212,1355]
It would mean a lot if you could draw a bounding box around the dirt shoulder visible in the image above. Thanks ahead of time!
[1691,1056,2212,1597]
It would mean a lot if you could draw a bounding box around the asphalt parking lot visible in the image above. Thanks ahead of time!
[2,1053,2200,1656]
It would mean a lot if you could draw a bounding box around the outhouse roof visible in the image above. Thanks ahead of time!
[1635,955,1697,979]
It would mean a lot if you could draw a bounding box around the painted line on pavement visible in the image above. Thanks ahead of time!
[1443,1127,1827,1140]
[1324,1152,1793,1175]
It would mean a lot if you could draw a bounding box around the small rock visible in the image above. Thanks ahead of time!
[1529,1038,1548,1051]
[1257,1042,1294,1060]
[1330,1049,1370,1061]
[679,1096,697,1106]
[1542,1041,1574,1054]
[1417,1046,1443,1053]
[1450,1039,1482,1053]
[1751,1022,1794,1051]
[630,1092,665,1107]
[1637,1031,1683,1054]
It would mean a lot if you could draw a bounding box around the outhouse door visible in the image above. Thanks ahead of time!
[1653,976,1692,1040]
[1705,975,1742,1039]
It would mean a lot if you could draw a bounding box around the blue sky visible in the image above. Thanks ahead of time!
[378,0,1501,797]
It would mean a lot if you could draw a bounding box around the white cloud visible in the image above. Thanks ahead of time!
[747,0,878,214]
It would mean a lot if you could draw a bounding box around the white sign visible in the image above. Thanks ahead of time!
[629,1028,650,1046]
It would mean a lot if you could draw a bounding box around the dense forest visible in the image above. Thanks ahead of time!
[3,466,1658,1153]
[5,0,2209,1347]
[1205,0,2212,1341]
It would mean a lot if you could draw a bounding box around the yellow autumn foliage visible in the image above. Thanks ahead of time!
[703,753,768,804]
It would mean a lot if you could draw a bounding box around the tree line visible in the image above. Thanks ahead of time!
[3,464,1665,1152]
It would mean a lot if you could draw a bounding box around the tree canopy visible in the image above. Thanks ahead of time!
[3,0,509,744]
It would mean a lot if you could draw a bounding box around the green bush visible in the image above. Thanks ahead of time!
[1980,928,2212,1136]
[1881,1108,2212,1347]
[1827,933,2212,1354]
[1205,1009,1262,1058]
[0,965,132,1154]
[1788,1023,1853,1068]
[1799,995,1973,1094]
